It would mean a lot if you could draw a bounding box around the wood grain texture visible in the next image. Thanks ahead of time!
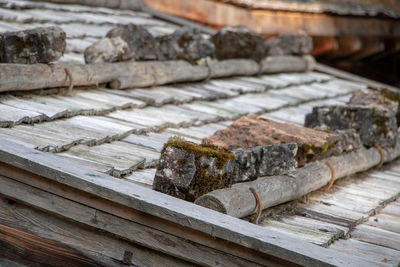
[329,239,400,266]
[0,174,268,267]
[0,56,313,92]
[0,221,103,267]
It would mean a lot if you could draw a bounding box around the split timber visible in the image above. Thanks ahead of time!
[0,139,379,266]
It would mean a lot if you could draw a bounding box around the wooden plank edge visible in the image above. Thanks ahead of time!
[0,196,191,267]
[315,62,399,91]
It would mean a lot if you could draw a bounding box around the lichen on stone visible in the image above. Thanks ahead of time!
[154,137,236,201]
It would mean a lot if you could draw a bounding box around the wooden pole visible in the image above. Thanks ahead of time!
[0,56,314,92]
[195,138,400,218]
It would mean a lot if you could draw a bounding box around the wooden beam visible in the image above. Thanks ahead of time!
[311,36,338,56]
[0,139,379,266]
[370,39,400,61]
[43,0,144,10]
[0,173,272,266]
[0,56,312,92]
[350,38,385,60]
[314,62,399,91]
[0,196,197,267]
[0,164,282,266]
[325,36,362,59]
[144,0,400,37]
[0,221,103,267]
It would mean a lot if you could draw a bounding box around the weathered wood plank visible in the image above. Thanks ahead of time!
[367,213,400,234]
[0,196,194,267]
[122,132,170,152]
[275,215,350,239]
[0,139,379,266]
[260,220,334,247]
[61,144,146,177]
[351,224,400,251]
[0,95,68,121]
[144,0,400,37]
[0,174,268,267]
[329,239,400,266]
[124,168,156,188]
[315,63,399,92]
[0,222,102,267]
[55,153,115,175]
[381,201,400,216]
[294,201,367,228]
[308,190,382,215]
[0,103,43,127]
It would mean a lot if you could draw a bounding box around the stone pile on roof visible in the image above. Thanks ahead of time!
[0,1,399,266]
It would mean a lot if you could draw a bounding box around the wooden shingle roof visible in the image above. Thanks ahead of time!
[0,1,399,266]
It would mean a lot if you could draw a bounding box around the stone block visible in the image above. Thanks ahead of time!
[157,27,215,62]
[211,25,267,61]
[266,32,313,56]
[305,91,398,148]
[203,114,338,166]
[106,24,160,60]
[153,138,236,201]
[153,137,298,200]
[0,26,66,64]
[84,37,134,64]
[232,143,297,182]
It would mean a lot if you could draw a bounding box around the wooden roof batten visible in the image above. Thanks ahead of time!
[143,0,400,37]
[0,139,381,267]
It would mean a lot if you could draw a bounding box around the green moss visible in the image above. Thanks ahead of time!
[321,143,330,154]
[162,137,236,200]
[369,87,400,104]
[371,107,390,136]
[192,168,229,199]
[258,117,270,122]
[162,136,236,168]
